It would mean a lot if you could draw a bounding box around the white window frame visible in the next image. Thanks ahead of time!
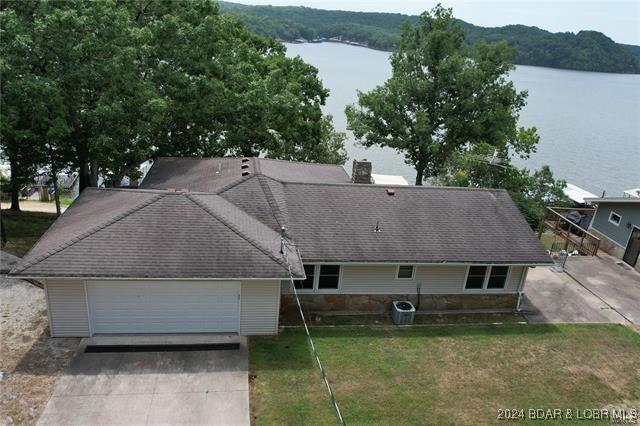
[463,265,511,292]
[608,211,622,227]
[294,264,342,293]
[395,265,416,280]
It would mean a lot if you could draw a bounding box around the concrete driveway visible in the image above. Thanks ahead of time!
[564,255,640,324]
[38,339,249,425]
[521,266,629,324]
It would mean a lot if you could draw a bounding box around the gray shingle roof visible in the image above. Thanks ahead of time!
[12,188,304,279]
[140,157,350,192]
[12,157,551,278]
[280,182,551,265]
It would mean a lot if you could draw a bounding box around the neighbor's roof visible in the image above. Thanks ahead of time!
[371,173,409,186]
[12,157,551,278]
[563,183,597,205]
[11,188,304,279]
[584,197,640,204]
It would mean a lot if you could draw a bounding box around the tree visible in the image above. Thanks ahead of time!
[1,0,346,195]
[345,5,537,185]
[441,143,570,229]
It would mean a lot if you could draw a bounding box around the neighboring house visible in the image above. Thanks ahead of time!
[10,157,551,337]
[585,197,640,270]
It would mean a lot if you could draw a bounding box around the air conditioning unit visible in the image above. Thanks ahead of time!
[391,301,415,325]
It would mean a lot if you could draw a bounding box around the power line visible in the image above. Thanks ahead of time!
[281,236,346,426]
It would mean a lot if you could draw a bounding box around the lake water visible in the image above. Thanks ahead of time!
[285,42,640,196]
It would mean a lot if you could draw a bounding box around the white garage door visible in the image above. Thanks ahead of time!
[87,281,240,334]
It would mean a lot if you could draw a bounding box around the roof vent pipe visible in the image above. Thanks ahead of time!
[242,170,251,176]
[241,163,250,170]
[241,157,251,163]
[386,188,395,196]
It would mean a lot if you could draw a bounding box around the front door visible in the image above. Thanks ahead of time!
[623,226,640,267]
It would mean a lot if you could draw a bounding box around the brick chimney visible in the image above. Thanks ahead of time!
[352,159,372,184]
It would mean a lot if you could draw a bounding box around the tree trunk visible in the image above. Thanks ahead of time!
[9,156,20,211]
[52,173,61,217]
[78,146,90,192]
[414,167,424,186]
[89,159,99,187]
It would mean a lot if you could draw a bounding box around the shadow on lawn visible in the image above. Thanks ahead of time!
[11,327,80,376]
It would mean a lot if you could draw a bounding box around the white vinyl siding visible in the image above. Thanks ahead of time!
[86,280,240,334]
[240,280,280,335]
[45,279,90,337]
[283,265,526,294]
[506,266,525,291]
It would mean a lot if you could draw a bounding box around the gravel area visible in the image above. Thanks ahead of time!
[0,273,79,425]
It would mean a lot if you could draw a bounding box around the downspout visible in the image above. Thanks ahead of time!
[515,267,530,312]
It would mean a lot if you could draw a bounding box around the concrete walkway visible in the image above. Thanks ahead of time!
[564,255,640,324]
[521,266,629,324]
[38,339,250,425]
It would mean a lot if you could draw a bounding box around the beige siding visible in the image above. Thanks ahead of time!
[506,266,525,292]
[341,265,467,294]
[283,265,525,295]
[45,279,90,337]
[240,280,280,335]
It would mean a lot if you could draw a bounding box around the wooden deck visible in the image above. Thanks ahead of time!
[538,207,600,256]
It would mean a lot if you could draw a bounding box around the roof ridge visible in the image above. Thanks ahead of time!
[256,174,286,229]
[258,157,345,168]
[12,193,165,274]
[280,180,509,192]
[185,194,290,272]
[215,174,257,194]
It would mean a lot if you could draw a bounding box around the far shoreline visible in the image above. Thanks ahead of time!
[285,39,640,76]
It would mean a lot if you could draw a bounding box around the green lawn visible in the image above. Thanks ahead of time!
[1,210,57,256]
[250,324,640,425]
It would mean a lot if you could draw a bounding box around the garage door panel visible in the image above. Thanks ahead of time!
[87,281,240,334]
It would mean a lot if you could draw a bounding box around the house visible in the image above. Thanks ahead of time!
[10,157,551,337]
[584,196,640,270]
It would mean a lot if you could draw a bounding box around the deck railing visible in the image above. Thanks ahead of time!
[538,207,601,256]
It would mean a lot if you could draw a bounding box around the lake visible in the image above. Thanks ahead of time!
[285,42,640,196]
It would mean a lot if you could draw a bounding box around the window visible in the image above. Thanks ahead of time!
[465,266,487,289]
[396,265,415,279]
[318,265,340,290]
[609,211,621,226]
[486,266,509,289]
[465,266,510,290]
[294,265,315,290]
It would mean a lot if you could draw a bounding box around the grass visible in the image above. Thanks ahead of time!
[281,312,526,326]
[1,210,57,256]
[250,324,640,425]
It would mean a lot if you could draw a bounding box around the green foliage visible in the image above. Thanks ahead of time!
[219,2,640,74]
[346,6,536,185]
[0,0,346,193]
[441,144,571,229]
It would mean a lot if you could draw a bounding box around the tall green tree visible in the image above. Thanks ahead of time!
[441,143,570,229]
[1,0,346,194]
[346,5,537,185]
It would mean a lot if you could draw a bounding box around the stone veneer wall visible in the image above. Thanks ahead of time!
[280,293,518,316]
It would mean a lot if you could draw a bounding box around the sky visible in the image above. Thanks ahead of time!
[229,0,640,45]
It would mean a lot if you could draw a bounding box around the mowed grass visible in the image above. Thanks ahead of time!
[1,210,57,256]
[250,324,640,425]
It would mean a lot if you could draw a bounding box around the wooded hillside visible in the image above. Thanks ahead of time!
[220,2,640,74]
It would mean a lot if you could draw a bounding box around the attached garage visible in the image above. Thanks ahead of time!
[43,279,282,337]
[87,280,240,334]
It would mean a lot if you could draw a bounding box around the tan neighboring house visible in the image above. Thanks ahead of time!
[10,157,551,337]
